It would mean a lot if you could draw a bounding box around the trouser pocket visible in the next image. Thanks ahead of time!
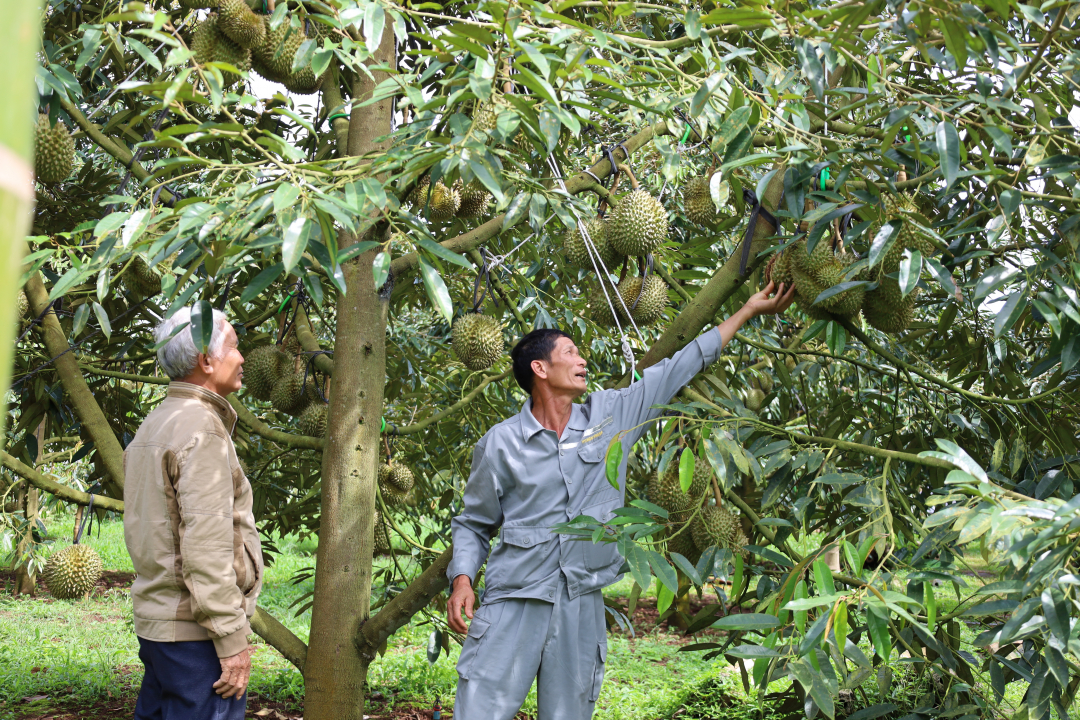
[456,615,491,680]
[590,641,607,702]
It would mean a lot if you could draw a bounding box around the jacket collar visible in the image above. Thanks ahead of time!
[519,399,587,441]
[166,382,238,435]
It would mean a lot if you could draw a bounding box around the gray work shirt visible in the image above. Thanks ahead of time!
[448,327,725,603]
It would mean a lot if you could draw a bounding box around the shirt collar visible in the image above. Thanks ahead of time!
[166,381,238,435]
[519,399,588,440]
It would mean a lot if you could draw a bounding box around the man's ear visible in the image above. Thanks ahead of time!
[197,352,214,374]
[530,358,548,381]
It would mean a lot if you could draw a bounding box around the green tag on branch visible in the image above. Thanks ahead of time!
[190,300,214,354]
[679,447,695,493]
[605,439,622,490]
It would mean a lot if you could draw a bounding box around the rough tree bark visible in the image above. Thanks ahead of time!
[301,29,396,720]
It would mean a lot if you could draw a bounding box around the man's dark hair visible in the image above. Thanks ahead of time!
[510,328,572,393]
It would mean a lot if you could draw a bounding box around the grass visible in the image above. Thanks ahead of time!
[0,511,731,719]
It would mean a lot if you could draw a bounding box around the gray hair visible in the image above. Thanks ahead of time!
[154,306,231,380]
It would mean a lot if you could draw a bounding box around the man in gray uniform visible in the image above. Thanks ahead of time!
[447,280,795,719]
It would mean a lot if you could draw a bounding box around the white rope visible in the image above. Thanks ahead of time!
[546,154,642,381]
[484,218,551,273]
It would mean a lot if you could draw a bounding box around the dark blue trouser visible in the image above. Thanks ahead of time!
[134,637,246,720]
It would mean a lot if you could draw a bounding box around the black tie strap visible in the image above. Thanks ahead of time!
[739,187,781,276]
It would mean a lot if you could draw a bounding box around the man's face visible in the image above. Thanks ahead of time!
[207,323,245,396]
[533,336,588,397]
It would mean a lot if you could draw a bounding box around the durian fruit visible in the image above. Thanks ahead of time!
[216,0,265,49]
[427,181,460,221]
[607,189,668,257]
[281,326,302,356]
[745,387,765,411]
[616,274,668,325]
[562,217,621,271]
[588,281,620,327]
[682,176,719,226]
[649,453,710,522]
[244,344,291,401]
[179,0,218,7]
[859,193,933,334]
[298,403,328,438]
[378,463,415,508]
[473,99,500,133]
[251,16,323,93]
[661,450,712,500]
[690,503,739,553]
[863,281,918,334]
[408,176,431,208]
[34,114,76,184]
[123,256,163,298]
[666,526,701,565]
[373,511,392,555]
[17,290,29,318]
[764,247,794,289]
[452,313,504,371]
[43,544,103,599]
[270,370,313,416]
[779,237,865,320]
[192,14,252,79]
[456,180,491,218]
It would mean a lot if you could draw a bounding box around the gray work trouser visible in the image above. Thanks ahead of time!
[453,579,607,720]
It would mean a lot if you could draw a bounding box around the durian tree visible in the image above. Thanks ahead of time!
[4,0,1080,718]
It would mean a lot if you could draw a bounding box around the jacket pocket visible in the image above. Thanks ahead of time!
[457,615,491,680]
[241,540,261,594]
[590,641,607,702]
[580,500,621,572]
[485,526,557,592]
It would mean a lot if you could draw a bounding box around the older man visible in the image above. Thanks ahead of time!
[124,306,262,720]
[447,281,796,719]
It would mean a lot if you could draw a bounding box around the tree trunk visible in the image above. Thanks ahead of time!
[302,29,395,720]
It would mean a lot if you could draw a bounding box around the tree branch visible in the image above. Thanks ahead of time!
[294,305,334,376]
[388,371,510,434]
[355,547,452,658]
[251,607,308,672]
[228,397,326,451]
[388,121,672,282]
[56,94,178,206]
[24,274,127,496]
[0,448,125,512]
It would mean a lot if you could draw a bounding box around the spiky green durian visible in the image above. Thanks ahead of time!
[270,370,313,416]
[428,181,460,221]
[588,279,620,327]
[647,470,695,522]
[660,449,712,500]
[473,99,499,133]
[34,114,75,184]
[217,0,265,48]
[252,16,322,93]
[298,403,328,438]
[666,526,701,565]
[17,290,29,318]
[373,511,392,555]
[690,503,739,553]
[745,387,765,411]
[456,180,491,218]
[682,176,719,226]
[43,544,103,599]
[378,464,415,507]
[244,344,291,401]
[607,189,668,257]
[616,275,668,325]
[281,327,302,356]
[863,280,918,333]
[452,314,504,371]
[120,256,162,299]
[563,217,621,271]
[192,14,252,79]
[179,0,218,7]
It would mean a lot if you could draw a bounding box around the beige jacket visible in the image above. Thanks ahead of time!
[123,382,263,658]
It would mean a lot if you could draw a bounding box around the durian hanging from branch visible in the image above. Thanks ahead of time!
[607,162,668,258]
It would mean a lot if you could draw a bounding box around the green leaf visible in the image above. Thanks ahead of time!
[690,73,723,117]
[832,602,849,647]
[418,256,453,323]
[417,238,472,269]
[868,222,898,268]
[866,605,891,660]
[935,121,961,190]
[796,39,824,98]
[605,439,623,489]
[649,550,679,594]
[925,582,937,633]
[372,251,390,289]
[71,303,90,338]
[669,552,703,588]
[712,613,781,632]
[91,302,111,340]
[281,217,311,273]
[503,192,530,230]
[273,184,300,217]
[679,448,695,493]
[190,300,214,354]
[794,580,808,634]
[993,292,1024,337]
[813,559,835,595]
[241,263,284,304]
[337,241,380,265]
[656,579,674,615]
[625,543,652,591]
[1041,588,1070,645]
[731,553,744,597]
[898,249,922,297]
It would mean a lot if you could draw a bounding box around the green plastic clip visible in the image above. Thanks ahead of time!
[327,112,350,123]
[276,289,297,314]
[819,166,830,191]
[633,369,642,381]
[902,125,911,143]
[680,123,692,144]
[380,417,386,433]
